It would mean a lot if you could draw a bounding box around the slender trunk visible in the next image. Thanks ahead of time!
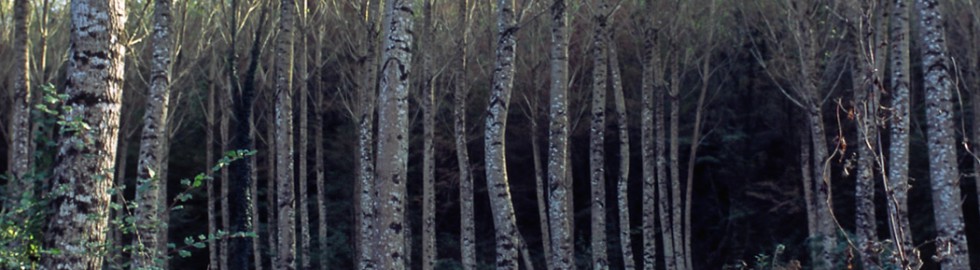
[454,1,475,269]
[267,102,279,268]
[207,67,219,270]
[485,0,521,267]
[356,1,381,268]
[375,0,414,268]
[252,141,262,270]
[848,2,884,267]
[656,51,674,270]
[7,0,31,209]
[40,0,126,267]
[275,0,297,268]
[640,10,659,269]
[298,1,311,266]
[799,116,816,258]
[609,40,634,270]
[315,90,328,270]
[132,0,173,267]
[886,1,919,268]
[220,82,231,270]
[421,1,436,269]
[668,56,684,270]
[531,111,553,270]
[917,0,971,267]
[547,1,574,269]
[589,1,610,267]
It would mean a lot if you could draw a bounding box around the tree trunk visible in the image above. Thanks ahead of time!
[916,0,971,267]
[640,8,660,269]
[847,1,885,267]
[454,1,475,269]
[6,0,31,209]
[275,0,297,268]
[668,56,684,270]
[656,44,674,270]
[421,1,436,269]
[799,115,816,262]
[886,1,919,268]
[40,0,126,267]
[207,64,220,270]
[589,1,610,268]
[547,1,574,269]
[267,100,279,268]
[220,80,231,270]
[356,1,381,268]
[375,0,413,268]
[297,0,311,266]
[485,0,521,268]
[132,0,173,267]
[531,115,552,270]
[315,87,328,270]
[609,40,634,270]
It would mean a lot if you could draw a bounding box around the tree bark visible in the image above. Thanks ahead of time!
[421,1,436,269]
[315,85,328,270]
[40,0,126,268]
[886,1,920,268]
[220,77,231,270]
[589,0,610,268]
[454,1,476,269]
[356,1,381,268]
[207,61,220,270]
[668,56,685,270]
[375,0,413,268]
[6,0,31,209]
[132,0,173,267]
[297,0,311,267]
[916,0,971,267]
[547,1,574,269]
[485,0,521,268]
[609,39,634,270]
[275,0,297,268]
[640,6,660,268]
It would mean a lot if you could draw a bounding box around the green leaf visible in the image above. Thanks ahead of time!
[178,250,191,258]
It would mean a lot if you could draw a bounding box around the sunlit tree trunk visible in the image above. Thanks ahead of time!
[40,0,126,268]
[589,0,610,267]
[375,0,413,268]
[547,1,574,269]
[132,0,173,267]
[275,0,297,267]
[609,39,634,270]
[6,0,31,209]
[916,0,971,267]
[886,0,919,268]
[485,0,521,267]
[454,1,476,269]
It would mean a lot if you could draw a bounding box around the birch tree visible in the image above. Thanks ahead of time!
[916,0,971,267]
[355,1,382,268]
[275,0,297,267]
[548,0,575,268]
[845,0,886,267]
[421,1,437,269]
[453,1,477,269]
[886,0,920,267]
[40,0,126,268]
[589,0,610,267]
[485,0,522,267]
[375,0,413,268]
[132,0,173,267]
[609,34,634,270]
